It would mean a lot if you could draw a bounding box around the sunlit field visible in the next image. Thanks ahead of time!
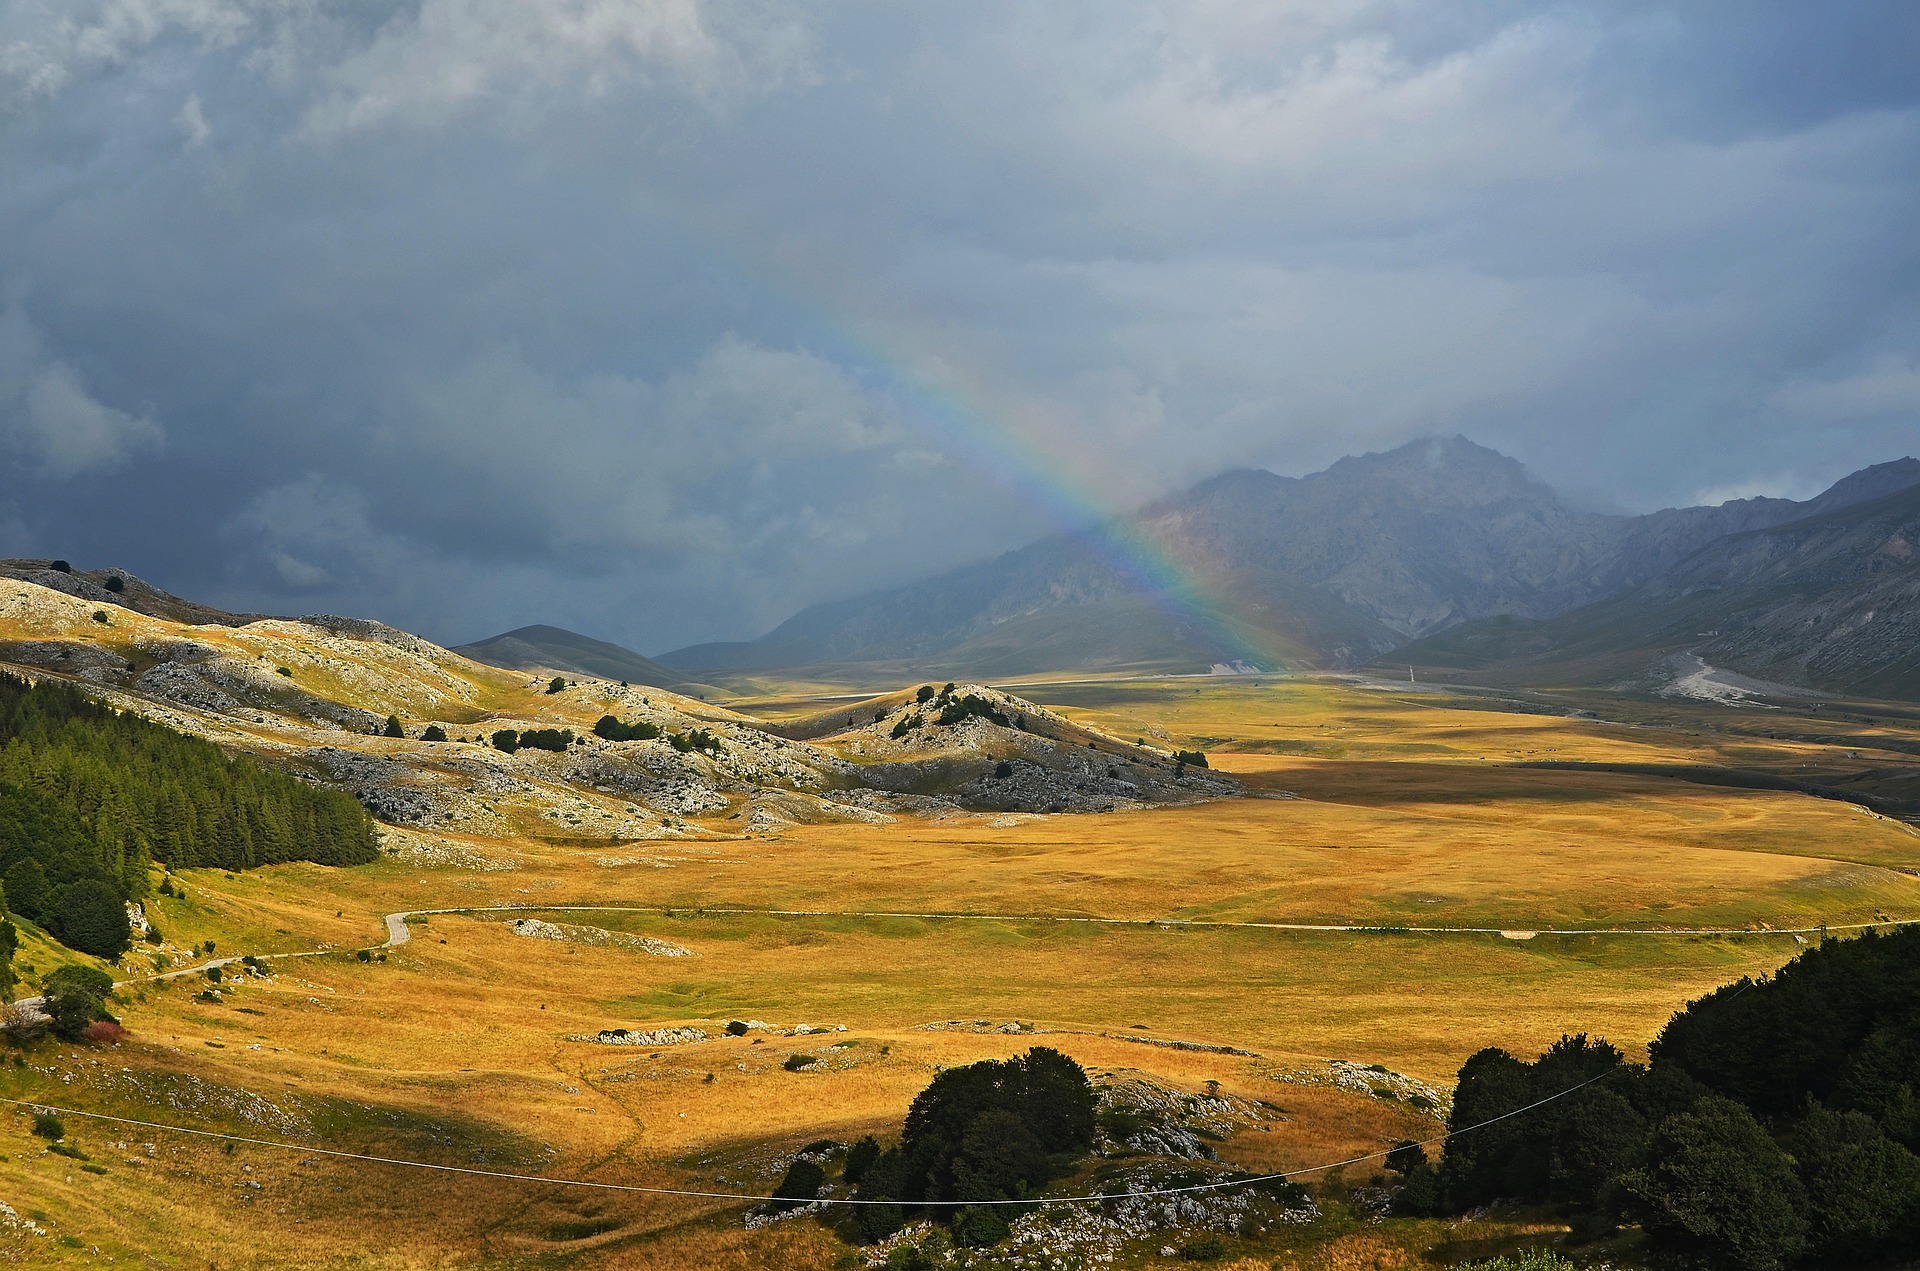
[5,674,1917,1267]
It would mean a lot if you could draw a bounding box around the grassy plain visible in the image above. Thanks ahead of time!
[4,673,1918,1267]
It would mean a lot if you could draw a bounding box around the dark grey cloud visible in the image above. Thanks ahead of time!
[2,1,1917,651]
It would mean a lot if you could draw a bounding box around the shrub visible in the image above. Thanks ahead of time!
[515,728,574,753]
[890,715,919,739]
[104,575,124,593]
[784,1053,815,1071]
[80,1020,124,1044]
[31,1112,63,1139]
[916,686,935,703]
[490,729,520,753]
[993,761,1013,780]
[951,1205,1010,1247]
[276,666,293,677]
[1174,749,1209,768]
[1176,1235,1226,1261]
[356,949,372,962]
[547,677,567,694]
[594,715,661,742]
[421,724,447,742]
[206,965,222,982]
[383,715,404,738]
[1385,1139,1426,1174]
[764,1157,825,1212]
[725,1020,750,1036]
[93,611,109,624]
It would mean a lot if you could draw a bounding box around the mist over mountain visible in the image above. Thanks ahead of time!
[659,439,1920,685]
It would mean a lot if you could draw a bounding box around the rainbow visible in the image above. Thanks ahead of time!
[669,227,1279,671]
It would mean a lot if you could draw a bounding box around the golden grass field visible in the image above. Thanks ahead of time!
[4,671,1918,1268]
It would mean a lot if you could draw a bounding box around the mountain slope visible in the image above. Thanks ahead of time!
[661,440,1919,682]
[1390,483,1920,700]
[455,624,704,694]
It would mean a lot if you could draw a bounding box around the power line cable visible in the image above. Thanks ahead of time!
[0,1066,1618,1208]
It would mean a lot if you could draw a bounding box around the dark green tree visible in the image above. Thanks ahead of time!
[1619,1095,1807,1271]
[383,715,404,738]
[43,964,115,1041]
[421,724,447,742]
[47,880,132,958]
[547,677,567,694]
[1791,1102,1920,1263]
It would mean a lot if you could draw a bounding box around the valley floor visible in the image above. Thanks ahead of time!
[5,675,1919,1268]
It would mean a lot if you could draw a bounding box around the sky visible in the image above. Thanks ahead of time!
[2,1,1918,653]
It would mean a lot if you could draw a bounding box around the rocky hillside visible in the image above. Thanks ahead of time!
[1391,484,1920,700]
[0,578,1236,862]
[660,440,1920,680]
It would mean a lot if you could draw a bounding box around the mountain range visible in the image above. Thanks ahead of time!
[616,437,1920,696]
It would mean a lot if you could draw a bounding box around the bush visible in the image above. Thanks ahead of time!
[594,715,660,742]
[1450,1253,1576,1271]
[993,761,1013,779]
[1174,749,1209,768]
[764,1157,825,1212]
[356,949,372,962]
[951,1205,1010,1247]
[784,1053,815,1071]
[547,677,567,694]
[725,1019,749,1036]
[383,715,404,738]
[491,729,520,753]
[516,728,573,753]
[103,575,124,593]
[421,724,447,742]
[1176,1235,1226,1261]
[890,715,919,740]
[915,686,935,703]
[31,1112,63,1139]
[79,1020,124,1044]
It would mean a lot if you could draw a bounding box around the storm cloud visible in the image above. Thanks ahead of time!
[2,0,1917,650]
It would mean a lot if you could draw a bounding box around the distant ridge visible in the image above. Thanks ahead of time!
[455,624,702,693]
[658,440,1920,686]
[1391,475,1920,700]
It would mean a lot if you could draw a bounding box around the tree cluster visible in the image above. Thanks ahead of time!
[491,727,574,754]
[0,672,376,959]
[1173,749,1208,769]
[934,690,1010,728]
[593,715,661,742]
[668,728,723,756]
[852,1047,1096,1246]
[1432,926,1920,1270]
